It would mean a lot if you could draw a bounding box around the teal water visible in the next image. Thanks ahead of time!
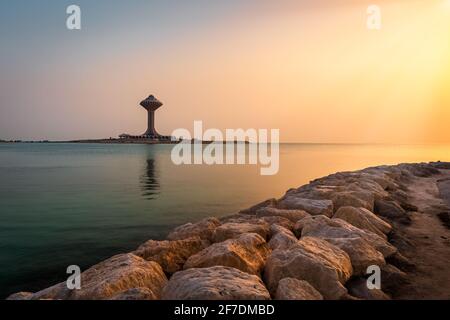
[1,143,449,298]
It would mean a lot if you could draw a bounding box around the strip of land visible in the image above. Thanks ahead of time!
[0,139,247,145]
[7,162,450,300]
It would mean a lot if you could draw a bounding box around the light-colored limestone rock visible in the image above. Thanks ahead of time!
[29,254,168,300]
[363,173,396,190]
[275,278,323,300]
[374,199,407,220]
[239,198,278,214]
[278,196,334,217]
[286,185,342,201]
[134,237,210,274]
[347,180,388,201]
[331,191,374,212]
[167,217,221,241]
[212,222,270,243]
[184,233,270,275]
[324,237,385,276]
[301,215,397,258]
[380,264,409,295]
[256,207,311,223]
[162,266,271,300]
[259,216,295,231]
[333,206,392,238]
[264,236,353,300]
[223,215,294,232]
[346,278,390,300]
[268,225,298,251]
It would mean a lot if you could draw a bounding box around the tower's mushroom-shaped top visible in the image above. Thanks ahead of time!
[140,95,163,111]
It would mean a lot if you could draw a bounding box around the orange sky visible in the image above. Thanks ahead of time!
[1,0,449,143]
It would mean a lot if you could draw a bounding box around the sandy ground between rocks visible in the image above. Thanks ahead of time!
[393,170,450,299]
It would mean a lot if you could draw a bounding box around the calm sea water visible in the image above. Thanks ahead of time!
[1,142,449,297]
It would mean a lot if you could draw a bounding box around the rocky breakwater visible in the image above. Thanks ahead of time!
[8,162,450,300]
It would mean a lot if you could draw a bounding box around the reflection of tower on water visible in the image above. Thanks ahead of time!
[140,158,160,200]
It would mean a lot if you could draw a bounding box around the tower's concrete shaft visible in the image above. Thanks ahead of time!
[144,110,157,136]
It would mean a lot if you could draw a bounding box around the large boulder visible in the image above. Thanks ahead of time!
[331,192,374,212]
[275,278,323,300]
[239,198,278,214]
[300,215,397,258]
[259,216,295,231]
[221,213,295,230]
[24,254,168,300]
[346,278,390,300]
[256,207,310,223]
[268,225,298,251]
[212,222,270,243]
[278,197,334,217]
[167,217,221,241]
[358,169,399,189]
[264,236,353,300]
[284,185,340,200]
[333,206,392,238]
[386,252,415,272]
[134,237,210,274]
[223,214,294,231]
[324,237,385,276]
[162,266,271,300]
[388,189,409,205]
[374,199,408,221]
[380,264,409,295]
[184,233,270,275]
[346,180,388,201]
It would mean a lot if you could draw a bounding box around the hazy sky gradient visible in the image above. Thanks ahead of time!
[0,0,449,143]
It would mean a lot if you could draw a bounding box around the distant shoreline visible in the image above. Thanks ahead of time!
[0,138,249,145]
[2,140,450,147]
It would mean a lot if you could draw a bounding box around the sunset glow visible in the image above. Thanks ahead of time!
[0,0,449,143]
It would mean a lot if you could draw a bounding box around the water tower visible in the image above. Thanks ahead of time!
[140,95,163,137]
